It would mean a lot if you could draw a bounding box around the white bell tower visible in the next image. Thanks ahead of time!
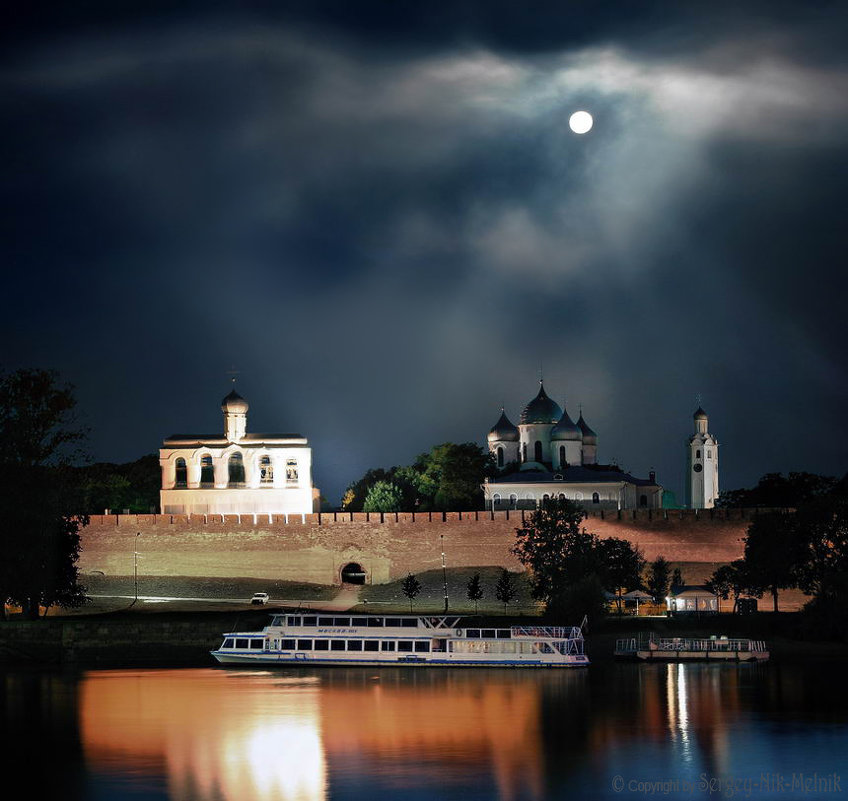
[686,406,719,508]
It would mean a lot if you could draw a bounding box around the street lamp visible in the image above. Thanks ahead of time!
[441,534,449,613]
[133,532,141,606]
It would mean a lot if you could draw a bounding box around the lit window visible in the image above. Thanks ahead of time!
[228,452,245,487]
[286,459,298,482]
[200,455,214,487]
[259,455,273,484]
[174,458,187,488]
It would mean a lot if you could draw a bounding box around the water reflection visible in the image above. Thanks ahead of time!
[3,662,847,801]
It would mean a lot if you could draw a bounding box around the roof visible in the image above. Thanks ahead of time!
[488,409,519,442]
[520,382,563,425]
[551,408,581,441]
[670,585,716,597]
[489,464,659,487]
[577,412,597,441]
[163,433,307,446]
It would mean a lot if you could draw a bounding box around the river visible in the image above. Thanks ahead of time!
[2,661,847,800]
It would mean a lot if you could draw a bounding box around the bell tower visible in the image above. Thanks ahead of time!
[686,406,719,508]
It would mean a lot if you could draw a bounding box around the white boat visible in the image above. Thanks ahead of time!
[211,613,589,668]
[614,634,769,662]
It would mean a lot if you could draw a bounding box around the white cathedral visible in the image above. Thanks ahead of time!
[159,387,319,516]
[483,382,719,510]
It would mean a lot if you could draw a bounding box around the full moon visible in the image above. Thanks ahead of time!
[569,110,593,134]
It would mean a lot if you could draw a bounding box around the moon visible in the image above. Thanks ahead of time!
[569,111,593,134]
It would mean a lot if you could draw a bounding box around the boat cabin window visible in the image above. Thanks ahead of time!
[223,639,234,649]
[297,640,312,650]
[333,617,351,626]
[367,617,384,627]
[482,629,496,638]
[347,641,363,651]
[287,616,301,626]
[498,629,512,638]
[250,640,263,650]
[364,641,379,652]
[351,617,369,626]
[271,616,284,626]
[397,641,414,652]
[235,639,249,649]
[302,616,317,626]
[314,640,329,651]
[330,640,345,651]
[281,639,295,649]
[381,641,396,651]
[466,629,480,638]
[318,617,334,626]
[414,642,430,653]
[400,618,418,628]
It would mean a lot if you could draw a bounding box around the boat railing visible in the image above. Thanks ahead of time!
[511,626,582,640]
[616,635,768,653]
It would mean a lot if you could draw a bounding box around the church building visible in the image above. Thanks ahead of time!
[483,382,663,510]
[686,406,719,509]
[159,387,319,516]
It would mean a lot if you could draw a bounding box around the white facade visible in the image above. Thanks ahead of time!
[159,388,319,516]
[484,382,662,510]
[686,407,719,509]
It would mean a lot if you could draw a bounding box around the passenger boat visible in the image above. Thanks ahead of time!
[614,634,769,662]
[212,613,588,668]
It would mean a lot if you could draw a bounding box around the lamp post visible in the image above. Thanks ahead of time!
[441,534,449,613]
[134,532,141,605]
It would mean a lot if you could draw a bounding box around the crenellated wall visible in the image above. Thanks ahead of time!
[78,508,767,586]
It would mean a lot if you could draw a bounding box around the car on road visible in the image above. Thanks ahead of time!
[250,592,270,606]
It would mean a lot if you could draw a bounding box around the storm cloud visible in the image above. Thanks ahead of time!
[4,1,847,503]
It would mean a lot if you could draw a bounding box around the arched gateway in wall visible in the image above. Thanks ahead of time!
[341,562,367,585]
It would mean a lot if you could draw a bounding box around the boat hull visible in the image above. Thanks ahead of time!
[211,651,589,668]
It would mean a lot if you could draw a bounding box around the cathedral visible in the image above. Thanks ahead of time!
[483,382,664,510]
[159,387,319,516]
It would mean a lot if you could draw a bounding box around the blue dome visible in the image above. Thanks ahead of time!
[520,383,563,425]
[488,409,519,442]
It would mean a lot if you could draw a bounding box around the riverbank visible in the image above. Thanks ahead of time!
[2,606,846,668]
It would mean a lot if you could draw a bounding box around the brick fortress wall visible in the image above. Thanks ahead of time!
[79,508,760,586]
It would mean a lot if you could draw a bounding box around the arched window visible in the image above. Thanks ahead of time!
[639,494,648,507]
[493,493,501,506]
[286,459,298,483]
[259,455,273,484]
[228,452,245,487]
[592,492,600,504]
[200,455,214,487]
[574,492,583,501]
[509,494,517,508]
[522,443,527,461]
[496,447,504,468]
[707,450,712,459]
[534,441,543,462]
[174,458,187,488]
[696,449,701,459]
[559,446,566,467]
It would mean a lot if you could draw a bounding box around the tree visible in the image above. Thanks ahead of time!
[599,537,645,616]
[707,560,758,613]
[512,498,601,611]
[646,556,671,604]
[0,368,88,619]
[794,495,848,606]
[363,480,403,513]
[495,569,518,612]
[413,442,493,510]
[466,573,483,613]
[401,573,421,612]
[671,567,685,592]
[717,472,838,509]
[742,511,804,612]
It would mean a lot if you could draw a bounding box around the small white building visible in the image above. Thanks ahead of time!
[483,382,663,510]
[159,388,319,516]
[667,585,719,615]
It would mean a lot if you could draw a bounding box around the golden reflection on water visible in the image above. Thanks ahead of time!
[79,668,576,801]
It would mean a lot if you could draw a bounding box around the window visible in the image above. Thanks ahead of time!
[333,617,350,626]
[522,443,527,461]
[314,640,329,651]
[330,640,345,651]
[534,441,543,462]
[302,617,317,626]
[696,449,701,459]
[574,492,583,501]
[640,494,648,507]
[364,640,379,652]
[347,640,363,651]
[707,450,712,459]
[592,492,600,504]
[496,447,504,468]
[249,640,264,650]
[397,641,414,652]
[381,641,396,651]
[296,640,312,650]
[414,642,430,653]
[351,617,369,626]
[509,494,517,508]
[280,639,295,650]
[493,493,501,505]
[286,459,298,483]
[559,446,566,467]
[287,616,301,626]
[235,639,249,649]
[175,458,187,488]
[482,629,496,638]
[318,617,334,626]
[200,455,214,487]
[228,452,245,487]
[259,455,273,484]
[223,639,234,649]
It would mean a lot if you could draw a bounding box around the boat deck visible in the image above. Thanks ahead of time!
[615,635,769,662]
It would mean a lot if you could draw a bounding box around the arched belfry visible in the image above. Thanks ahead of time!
[686,406,719,509]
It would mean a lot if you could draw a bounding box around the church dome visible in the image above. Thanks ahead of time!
[520,383,563,425]
[221,388,249,414]
[488,409,519,442]
[551,407,581,440]
[693,406,708,421]
[577,412,597,444]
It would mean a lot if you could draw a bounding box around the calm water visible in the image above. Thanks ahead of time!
[2,662,847,800]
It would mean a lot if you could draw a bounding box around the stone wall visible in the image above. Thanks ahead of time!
[79,508,761,586]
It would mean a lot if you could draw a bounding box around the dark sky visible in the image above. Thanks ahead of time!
[4,1,847,505]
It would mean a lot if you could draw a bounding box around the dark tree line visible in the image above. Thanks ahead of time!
[341,442,495,512]
[717,472,840,509]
